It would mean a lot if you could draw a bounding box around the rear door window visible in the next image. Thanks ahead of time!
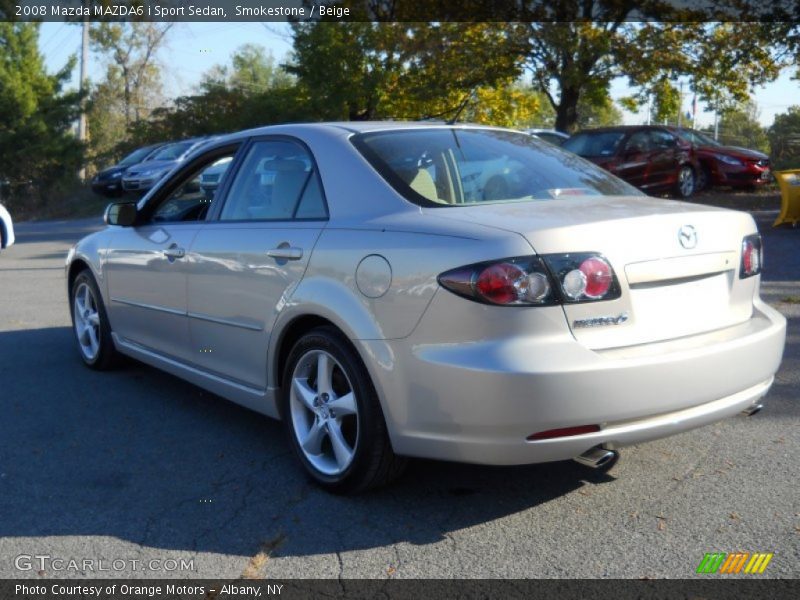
[219,140,328,221]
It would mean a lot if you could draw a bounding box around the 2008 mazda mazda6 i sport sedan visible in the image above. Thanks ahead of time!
[65,123,787,493]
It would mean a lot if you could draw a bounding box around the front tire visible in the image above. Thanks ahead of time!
[69,270,120,370]
[674,165,696,199]
[281,327,406,493]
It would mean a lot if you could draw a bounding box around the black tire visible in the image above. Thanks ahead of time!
[280,326,407,494]
[69,269,121,370]
[674,164,696,199]
[696,165,712,192]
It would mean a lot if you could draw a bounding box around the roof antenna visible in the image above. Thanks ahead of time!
[447,89,477,125]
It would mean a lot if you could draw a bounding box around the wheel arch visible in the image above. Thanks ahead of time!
[67,258,95,295]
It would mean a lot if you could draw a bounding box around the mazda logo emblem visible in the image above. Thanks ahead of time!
[678,225,697,249]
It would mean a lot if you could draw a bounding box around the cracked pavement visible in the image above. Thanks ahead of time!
[0,213,797,579]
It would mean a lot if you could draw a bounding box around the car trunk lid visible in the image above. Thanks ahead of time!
[424,195,758,349]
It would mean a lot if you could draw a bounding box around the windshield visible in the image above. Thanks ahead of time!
[119,146,156,167]
[352,128,638,207]
[151,142,194,161]
[675,129,721,147]
[562,132,626,157]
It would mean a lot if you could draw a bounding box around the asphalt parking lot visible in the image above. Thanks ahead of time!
[0,212,798,579]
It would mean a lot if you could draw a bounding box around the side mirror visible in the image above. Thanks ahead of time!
[104,202,137,227]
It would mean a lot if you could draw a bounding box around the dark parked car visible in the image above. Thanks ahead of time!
[90,144,163,198]
[122,138,210,195]
[562,126,700,198]
[673,128,771,190]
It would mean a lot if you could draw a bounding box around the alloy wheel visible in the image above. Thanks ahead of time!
[289,349,360,476]
[678,166,695,197]
[73,282,101,361]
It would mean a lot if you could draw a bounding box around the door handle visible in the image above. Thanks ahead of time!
[163,244,185,259]
[267,247,303,261]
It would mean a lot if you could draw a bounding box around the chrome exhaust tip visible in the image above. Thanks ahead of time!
[742,403,764,417]
[574,446,619,469]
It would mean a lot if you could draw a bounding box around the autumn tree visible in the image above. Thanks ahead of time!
[286,22,524,121]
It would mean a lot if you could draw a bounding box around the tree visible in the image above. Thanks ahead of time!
[524,17,790,133]
[89,22,172,128]
[768,107,800,170]
[0,22,83,209]
[717,102,769,153]
[201,44,293,95]
[126,45,300,144]
[286,22,523,121]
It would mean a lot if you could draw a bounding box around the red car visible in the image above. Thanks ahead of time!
[672,128,772,190]
[562,126,700,198]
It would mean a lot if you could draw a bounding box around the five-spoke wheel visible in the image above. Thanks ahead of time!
[282,327,406,493]
[675,165,696,199]
[290,349,359,476]
[70,270,120,370]
[73,281,102,361]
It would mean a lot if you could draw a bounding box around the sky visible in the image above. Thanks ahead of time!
[38,21,799,131]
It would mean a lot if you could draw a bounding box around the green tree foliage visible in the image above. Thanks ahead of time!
[127,44,300,145]
[89,23,172,126]
[717,102,769,153]
[86,23,172,169]
[0,22,82,210]
[768,107,800,170]
[286,22,524,122]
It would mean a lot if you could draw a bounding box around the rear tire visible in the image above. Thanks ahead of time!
[281,326,407,494]
[69,270,121,370]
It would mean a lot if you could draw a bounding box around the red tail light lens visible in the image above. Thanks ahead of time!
[438,257,555,306]
[438,253,620,306]
[579,257,613,298]
[740,234,762,278]
[475,263,526,304]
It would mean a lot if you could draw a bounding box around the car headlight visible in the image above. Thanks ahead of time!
[110,171,122,179]
[717,154,743,166]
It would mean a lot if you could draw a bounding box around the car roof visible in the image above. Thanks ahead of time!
[202,121,526,147]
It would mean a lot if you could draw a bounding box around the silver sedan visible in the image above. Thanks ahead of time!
[65,123,787,493]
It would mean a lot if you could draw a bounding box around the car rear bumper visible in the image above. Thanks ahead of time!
[364,298,786,465]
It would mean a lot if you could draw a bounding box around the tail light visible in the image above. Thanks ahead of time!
[740,234,762,278]
[438,253,621,306]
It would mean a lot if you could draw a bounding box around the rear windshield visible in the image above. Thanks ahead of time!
[562,132,626,157]
[352,128,637,207]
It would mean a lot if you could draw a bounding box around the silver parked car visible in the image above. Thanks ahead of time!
[121,138,209,194]
[65,123,787,493]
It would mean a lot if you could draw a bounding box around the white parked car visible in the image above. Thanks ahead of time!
[0,203,15,250]
[65,123,787,493]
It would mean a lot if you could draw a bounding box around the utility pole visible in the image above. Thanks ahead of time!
[78,10,89,180]
[713,93,720,141]
[646,94,651,125]
[677,81,683,127]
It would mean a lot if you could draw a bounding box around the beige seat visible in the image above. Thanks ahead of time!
[406,169,439,202]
